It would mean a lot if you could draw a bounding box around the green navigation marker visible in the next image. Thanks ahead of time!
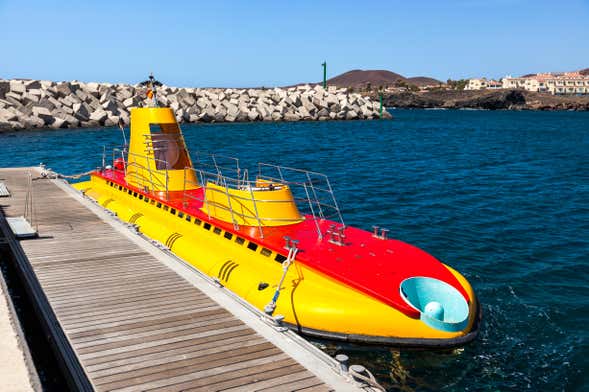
[321,62,327,88]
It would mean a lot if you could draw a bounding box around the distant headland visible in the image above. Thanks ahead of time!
[320,68,589,111]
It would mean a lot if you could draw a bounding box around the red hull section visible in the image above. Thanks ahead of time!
[96,169,469,318]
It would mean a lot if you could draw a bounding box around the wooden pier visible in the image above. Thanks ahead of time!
[0,167,363,392]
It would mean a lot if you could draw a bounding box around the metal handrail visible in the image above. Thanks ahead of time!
[108,148,344,240]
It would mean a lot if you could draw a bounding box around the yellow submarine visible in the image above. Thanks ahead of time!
[73,97,481,348]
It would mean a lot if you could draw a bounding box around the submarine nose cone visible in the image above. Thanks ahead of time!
[424,301,444,320]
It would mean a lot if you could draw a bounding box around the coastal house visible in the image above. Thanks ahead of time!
[465,78,502,90]
[502,72,589,95]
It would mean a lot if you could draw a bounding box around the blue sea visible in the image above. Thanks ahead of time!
[1,109,588,391]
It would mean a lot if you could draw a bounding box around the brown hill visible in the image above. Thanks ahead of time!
[580,68,589,76]
[326,70,405,88]
[325,69,441,89]
[406,76,443,86]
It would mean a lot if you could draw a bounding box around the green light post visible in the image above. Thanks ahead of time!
[321,62,327,88]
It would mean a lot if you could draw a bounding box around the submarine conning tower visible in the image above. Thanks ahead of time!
[125,107,199,193]
[124,106,303,229]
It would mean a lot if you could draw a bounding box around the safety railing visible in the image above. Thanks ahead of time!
[187,153,345,240]
[106,149,344,240]
[111,148,170,200]
[182,166,305,239]
[257,162,344,225]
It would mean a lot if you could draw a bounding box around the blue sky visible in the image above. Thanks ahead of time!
[1,0,588,87]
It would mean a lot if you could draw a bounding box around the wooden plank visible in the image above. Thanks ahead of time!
[79,324,250,360]
[55,293,209,320]
[222,371,316,392]
[74,316,239,350]
[186,364,306,392]
[81,328,256,367]
[91,341,277,381]
[85,334,265,373]
[98,348,287,392]
[66,305,223,334]
[69,308,228,340]
[72,313,234,345]
[153,358,299,392]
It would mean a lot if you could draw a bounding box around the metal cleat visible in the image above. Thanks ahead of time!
[380,228,389,240]
[372,225,380,238]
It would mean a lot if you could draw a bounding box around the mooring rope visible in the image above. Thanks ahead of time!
[36,167,95,180]
[348,366,387,392]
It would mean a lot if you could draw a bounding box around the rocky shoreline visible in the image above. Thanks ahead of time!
[0,79,391,131]
[379,89,589,111]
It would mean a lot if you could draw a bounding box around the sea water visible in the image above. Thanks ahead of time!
[1,109,587,391]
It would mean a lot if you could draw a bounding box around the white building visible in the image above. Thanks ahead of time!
[502,72,589,95]
[465,78,502,90]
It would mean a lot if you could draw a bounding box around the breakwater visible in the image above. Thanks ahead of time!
[0,79,390,131]
[378,89,589,110]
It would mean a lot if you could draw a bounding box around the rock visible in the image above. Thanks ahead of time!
[102,99,119,114]
[157,95,169,107]
[9,80,26,94]
[0,81,9,99]
[55,83,72,98]
[89,109,108,123]
[50,117,66,129]
[5,92,23,102]
[61,95,77,107]
[225,103,239,117]
[32,106,51,117]
[72,103,91,121]
[199,107,216,122]
[247,109,259,121]
[196,97,208,109]
[24,80,41,89]
[224,113,236,122]
[86,82,100,93]
[123,97,137,107]
[284,112,301,121]
[317,108,329,118]
[115,88,133,101]
[297,106,312,120]
[0,108,18,121]
[28,88,43,96]
[21,93,40,104]
[22,116,44,128]
[48,96,62,109]
[104,116,118,127]
[39,80,53,89]
[32,106,55,125]
[345,110,358,120]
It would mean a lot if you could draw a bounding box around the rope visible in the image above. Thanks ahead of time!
[348,367,387,392]
[37,168,95,180]
[264,244,298,315]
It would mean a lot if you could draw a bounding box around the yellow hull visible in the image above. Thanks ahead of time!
[73,176,480,345]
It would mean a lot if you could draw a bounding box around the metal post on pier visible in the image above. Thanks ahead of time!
[322,61,327,88]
